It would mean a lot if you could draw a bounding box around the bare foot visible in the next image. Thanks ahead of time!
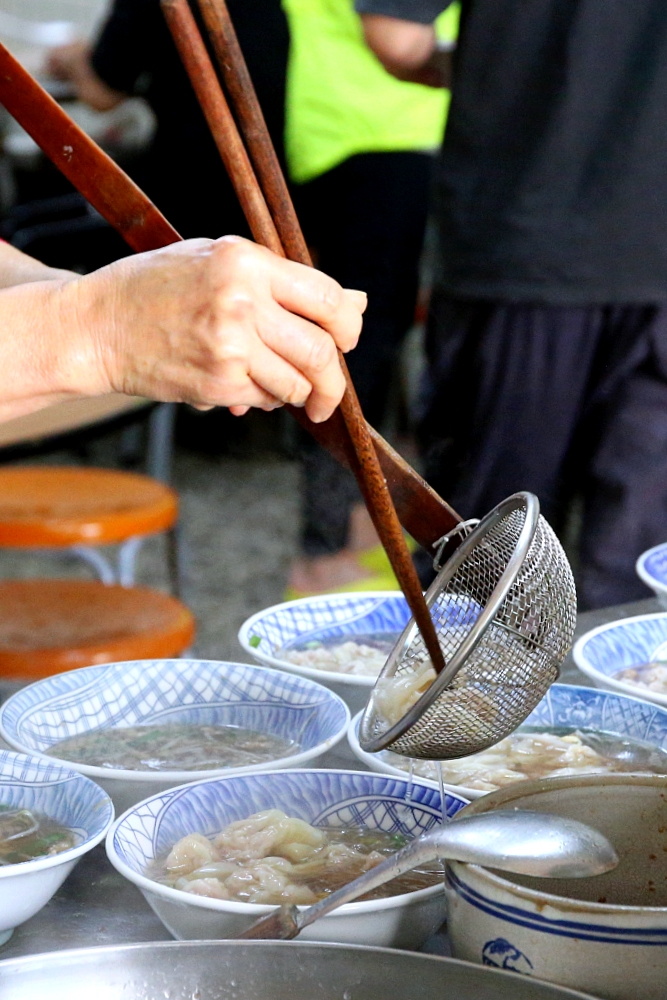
[288,549,376,595]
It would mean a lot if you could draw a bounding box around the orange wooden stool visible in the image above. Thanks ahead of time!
[0,466,180,590]
[0,579,195,680]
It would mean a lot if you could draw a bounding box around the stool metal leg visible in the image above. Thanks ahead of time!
[69,545,116,585]
[146,402,176,484]
[117,535,145,587]
[166,525,183,599]
[146,402,179,590]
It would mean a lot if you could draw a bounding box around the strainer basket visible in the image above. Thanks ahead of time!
[358,493,577,760]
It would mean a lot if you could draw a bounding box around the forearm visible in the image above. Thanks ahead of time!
[0,277,99,420]
[0,245,92,420]
[0,241,75,288]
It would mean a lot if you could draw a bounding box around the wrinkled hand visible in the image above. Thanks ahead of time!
[65,236,366,423]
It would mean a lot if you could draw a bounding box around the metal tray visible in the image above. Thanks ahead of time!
[0,940,598,1000]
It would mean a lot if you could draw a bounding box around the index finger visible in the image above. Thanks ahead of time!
[268,257,367,352]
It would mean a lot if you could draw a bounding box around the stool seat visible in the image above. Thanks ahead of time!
[0,580,195,679]
[0,467,178,546]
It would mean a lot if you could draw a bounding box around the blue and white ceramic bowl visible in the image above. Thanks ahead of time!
[445,774,667,1000]
[573,614,667,708]
[348,683,667,798]
[0,660,350,814]
[239,592,411,714]
[636,542,667,607]
[107,768,468,948]
[0,749,113,946]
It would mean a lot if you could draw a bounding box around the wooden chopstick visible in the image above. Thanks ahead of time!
[162,0,283,254]
[196,0,310,265]
[0,38,461,556]
[161,0,447,674]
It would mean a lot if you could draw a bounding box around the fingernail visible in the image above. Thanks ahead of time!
[346,289,368,309]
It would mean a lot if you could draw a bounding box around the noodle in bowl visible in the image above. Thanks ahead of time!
[0,750,113,945]
[0,660,349,814]
[573,612,667,708]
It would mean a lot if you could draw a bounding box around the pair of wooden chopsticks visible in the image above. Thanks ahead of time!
[0,39,462,553]
[0,39,461,551]
[161,0,446,672]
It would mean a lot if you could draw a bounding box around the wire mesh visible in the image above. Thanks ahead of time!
[359,494,577,760]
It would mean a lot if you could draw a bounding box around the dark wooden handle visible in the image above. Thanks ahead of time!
[162,0,283,254]
[0,44,179,251]
[168,0,446,670]
[197,0,310,265]
[0,39,460,566]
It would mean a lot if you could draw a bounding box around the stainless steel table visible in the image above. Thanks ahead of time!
[0,597,659,962]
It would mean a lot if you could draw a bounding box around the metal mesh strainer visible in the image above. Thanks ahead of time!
[358,493,577,760]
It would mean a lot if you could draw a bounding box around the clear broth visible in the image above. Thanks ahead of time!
[0,805,76,865]
[47,723,300,772]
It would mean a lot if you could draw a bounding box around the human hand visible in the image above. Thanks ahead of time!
[64,236,366,423]
[46,41,89,82]
[46,41,125,111]
[361,16,448,88]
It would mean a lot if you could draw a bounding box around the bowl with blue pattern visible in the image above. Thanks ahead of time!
[0,749,113,946]
[239,592,411,715]
[348,682,667,798]
[106,767,468,948]
[637,542,667,607]
[445,773,667,1000]
[573,613,667,708]
[0,659,350,815]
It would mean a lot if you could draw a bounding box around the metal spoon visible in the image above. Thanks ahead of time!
[238,809,618,940]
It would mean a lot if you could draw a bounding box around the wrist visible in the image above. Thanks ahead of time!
[39,273,116,398]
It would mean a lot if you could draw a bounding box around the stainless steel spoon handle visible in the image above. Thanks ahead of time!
[297,810,617,933]
[237,809,618,940]
[235,830,439,942]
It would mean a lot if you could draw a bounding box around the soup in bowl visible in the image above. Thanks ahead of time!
[106,768,468,948]
[0,750,113,945]
[348,683,667,798]
[238,592,410,715]
[0,659,349,813]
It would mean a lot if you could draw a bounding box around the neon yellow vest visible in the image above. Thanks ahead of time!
[283,0,459,184]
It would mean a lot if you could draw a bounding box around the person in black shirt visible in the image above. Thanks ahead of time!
[357,0,667,609]
[49,0,289,240]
